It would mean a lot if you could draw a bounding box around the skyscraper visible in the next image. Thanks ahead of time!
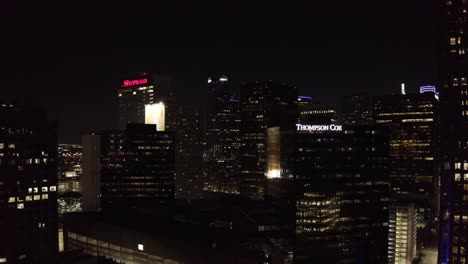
[297,96,337,124]
[239,81,297,200]
[173,104,203,199]
[0,102,58,263]
[294,124,389,263]
[438,0,468,262]
[341,93,373,125]
[118,73,174,130]
[388,203,417,264]
[204,76,241,194]
[81,124,175,212]
[373,92,439,225]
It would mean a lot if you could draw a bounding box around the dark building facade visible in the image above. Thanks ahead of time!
[239,81,298,200]
[173,104,203,200]
[438,0,468,262]
[0,103,58,263]
[373,93,439,225]
[297,96,337,124]
[293,124,389,263]
[204,76,241,195]
[82,124,175,212]
[341,93,373,125]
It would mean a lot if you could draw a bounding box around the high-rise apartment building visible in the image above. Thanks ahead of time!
[239,81,298,200]
[373,93,439,225]
[204,76,241,194]
[294,124,389,263]
[388,203,417,264]
[438,0,468,262]
[0,103,58,263]
[82,124,175,212]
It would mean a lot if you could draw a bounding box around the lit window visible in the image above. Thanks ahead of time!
[456,173,462,181]
[465,174,468,181]
[0,258,6,263]
[138,244,144,251]
[25,196,32,201]
[456,163,462,170]
[34,195,40,200]
[0,143,3,149]
[17,203,24,209]
[34,188,38,193]
[8,197,15,203]
[42,187,48,193]
[42,194,48,200]
[8,144,15,149]
[49,186,56,192]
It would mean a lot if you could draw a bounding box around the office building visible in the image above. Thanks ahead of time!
[118,73,174,129]
[239,81,298,200]
[438,0,468,262]
[58,144,83,213]
[294,124,389,263]
[204,76,241,194]
[388,203,417,264]
[81,124,175,212]
[0,102,58,263]
[173,104,203,200]
[341,93,373,125]
[297,96,337,124]
[373,93,439,225]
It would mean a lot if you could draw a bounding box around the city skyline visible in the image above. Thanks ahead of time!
[1,1,438,143]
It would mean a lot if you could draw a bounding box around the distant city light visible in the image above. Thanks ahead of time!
[207,77,212,84]
[419,85,436,94]
[266,169,281,179]
[298,96,312,101]
[219,76,228,82]
[401,83,406,95]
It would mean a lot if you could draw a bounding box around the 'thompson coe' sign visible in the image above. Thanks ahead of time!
[296,124,343,132]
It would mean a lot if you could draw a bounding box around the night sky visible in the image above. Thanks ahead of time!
[1,1,438,143]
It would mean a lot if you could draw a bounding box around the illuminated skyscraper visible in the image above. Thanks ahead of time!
[294,124,389,263]
[239,81,297,200]
[373,93,439,226]
[439,0,468,262]
[118,73,174,130]
[388,203,417,264]
[0,102,58,263]
[204,76,241,194]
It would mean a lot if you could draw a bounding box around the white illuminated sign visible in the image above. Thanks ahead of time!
[296,124,343,132]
